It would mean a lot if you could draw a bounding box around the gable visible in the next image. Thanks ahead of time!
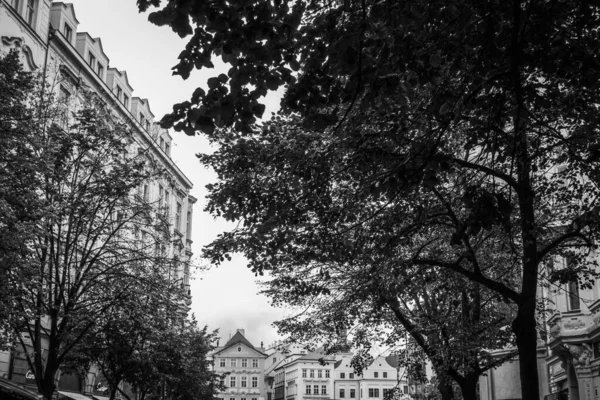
[215,343,265,358]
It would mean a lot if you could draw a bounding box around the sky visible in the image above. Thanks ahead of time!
[66,0,287,348]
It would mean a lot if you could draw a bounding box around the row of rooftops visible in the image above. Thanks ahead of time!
[211,329,402,373]
[49,2,172,153]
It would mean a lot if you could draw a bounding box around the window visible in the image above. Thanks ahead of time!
[310,370,315,378]
[230,377,236,387]
[231,359,237,367]
[321,386,327,395]
[340,389,345,398]
[59,85,71,102]
[160,137,165,150]
[219,358,226,367]
[350,389,356,398]
[88,52,96,67]
[242,359,248,367]
[273,357,278,365]
[9,0,20,11]
[140,113,145,127]
[176,202,182,231]
[318,370,322,378]
[325,370,329,378]
[374,372,378,378]
[383,372,387,378]
[123,94,129,108]
[146,121,150,131]
[383,389,392,398]
[340,373,345,379]
[241,377,247,387]
[302,369,307,378]
[403,387,408,395]
[165,191,170,216]
[252,359,258,368]
[143,184,149,201]
[63,23,72,41]
[306,386,311,395]
[230,398,235,400]
[158,186,164,208]
[165,142,171,156]
[26,0,35,25]
[569,280,581,310]
[313,385,319,395]
[115,85,122,100]
[252,377,258,388]
[349,373,354,379]
[566,257,580,310]
[369,389,379,398]
[97,63,104,78]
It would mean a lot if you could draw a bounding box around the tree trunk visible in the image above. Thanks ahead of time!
[437,379,455,400]
[513,296,540,400]
[458,374,478,400]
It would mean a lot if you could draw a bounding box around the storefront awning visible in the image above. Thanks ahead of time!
[57,391,92,400]
[0,377,43,400]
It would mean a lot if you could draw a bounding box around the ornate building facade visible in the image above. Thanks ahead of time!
[0,0,195,398]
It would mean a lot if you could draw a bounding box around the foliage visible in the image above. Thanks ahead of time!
[1,58,182,400]
[0,50,42,345]
[138,1,600,399]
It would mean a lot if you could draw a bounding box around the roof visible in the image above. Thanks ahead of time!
[214,331,268,356]
[298,351,335,362]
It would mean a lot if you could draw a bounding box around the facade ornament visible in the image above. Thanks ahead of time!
[549,321,561,338]
[563,318,586,331]
[562,343,593,366]
[1,36,38,69]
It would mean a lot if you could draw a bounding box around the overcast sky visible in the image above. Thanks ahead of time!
[66,0,286,348]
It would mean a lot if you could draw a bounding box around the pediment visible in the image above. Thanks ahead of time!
[216,343,265,358]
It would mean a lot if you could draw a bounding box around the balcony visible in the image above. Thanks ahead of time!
[547,305,600,341]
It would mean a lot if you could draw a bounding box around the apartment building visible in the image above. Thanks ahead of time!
[212,329,268,400]
[0,0,195,397]
[273,351,336,400]
[334,355,409,400]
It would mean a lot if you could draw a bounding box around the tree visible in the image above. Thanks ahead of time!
[3,68,175,400]
[138,1,600,399]
[0,50,42,345]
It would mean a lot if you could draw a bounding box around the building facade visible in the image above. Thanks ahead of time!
[213,329,268,400]
[0,0,195,398]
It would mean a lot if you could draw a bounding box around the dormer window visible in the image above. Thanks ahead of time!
[165,143,170,156]
[115,86,122,101]
[63,23,72,42]
[140,114,146,127]
[97,63,104,79]
[88,53,96,67]
[26,0,35,26]
[123,95,129,108]
[160,137,165,150]
[146,121,150,131]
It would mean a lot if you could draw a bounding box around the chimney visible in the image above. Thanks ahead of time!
[237,328,245,336]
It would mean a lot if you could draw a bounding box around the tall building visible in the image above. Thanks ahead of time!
[212,329,268,400]
[0,0,195,397]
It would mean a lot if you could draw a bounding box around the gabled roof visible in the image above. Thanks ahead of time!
[214,331,267,357]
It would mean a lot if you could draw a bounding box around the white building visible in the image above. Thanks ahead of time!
[212,329,268,400]
[0,0,196,397]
